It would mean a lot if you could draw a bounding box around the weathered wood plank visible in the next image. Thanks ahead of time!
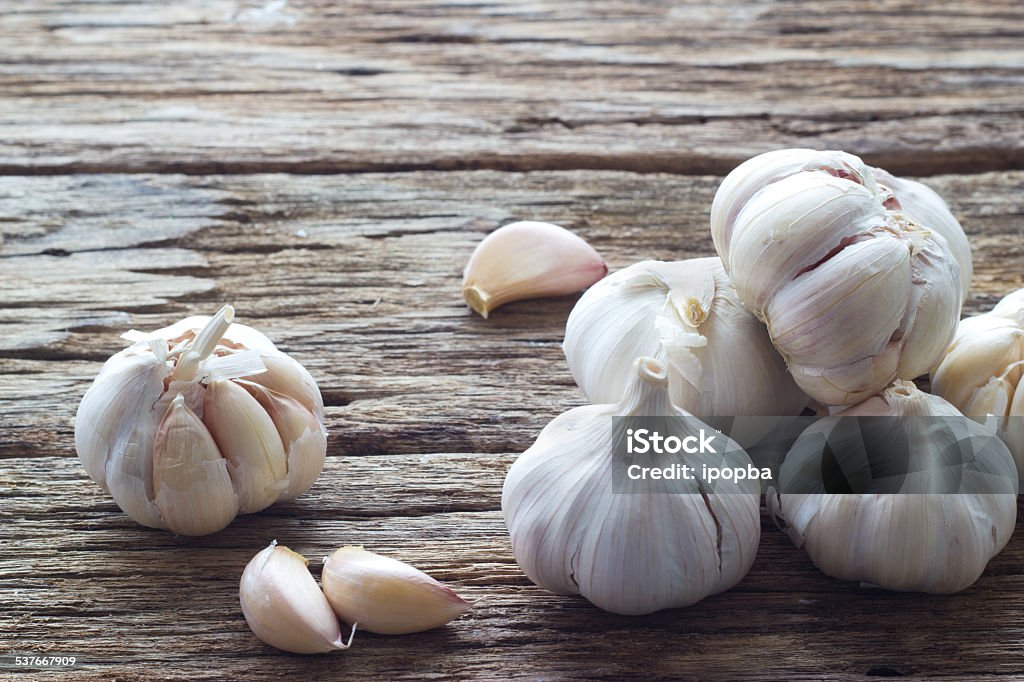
[1,0,1023,174]
[2,170,1022,463]
[3,457,1024,680]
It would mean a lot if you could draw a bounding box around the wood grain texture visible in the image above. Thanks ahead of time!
[3,0,1024,678]
[1,0,1023,175]
[1,169,1023,680]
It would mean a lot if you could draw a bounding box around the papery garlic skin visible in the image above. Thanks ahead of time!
[322,546,471,634]
[462,221,607,318]
[868,167,972,298]
[75,306,328,535]
[502,357,760,616]
[564,257,806,416]
[932,288,1024,470]
[239,542,354,654]
[769,381,1017,593]
[710,149,963,406]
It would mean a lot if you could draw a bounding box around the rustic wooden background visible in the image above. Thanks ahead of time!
[2,1,1023,679]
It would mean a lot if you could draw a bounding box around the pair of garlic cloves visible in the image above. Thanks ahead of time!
[239,542,471,653]
[462,221,607,318]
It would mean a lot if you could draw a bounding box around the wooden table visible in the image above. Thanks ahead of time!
[2,1,1023,679]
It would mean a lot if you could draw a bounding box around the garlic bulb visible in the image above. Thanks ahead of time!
[710,148,963,405]
[768,381,1017,593]
[502,357,760,615]
[932,288,1024,470]
[462,221,607,318]
[322,546,471,634]
[75,305,327,535]
[240,542,355,654]
[564,257,806,416]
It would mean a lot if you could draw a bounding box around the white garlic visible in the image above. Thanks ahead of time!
[768,381,1017,593]
[932,288,1024,470]
[710,148,963,406]
[502,357,760,615]
[869,166,972,298]
[564,257,807,416]
[321,546,471,634]
[75,305,328,535]
[239,542,355,654]
[462,221,607,318]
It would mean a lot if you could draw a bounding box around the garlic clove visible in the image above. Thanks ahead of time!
[237,380,327,502]
[321,546,471,634]
[462,221,607,318]
[243,354,325,423]
[75,349,168,494]
[239,542,354,654]
[203,379,288,514]
[152,394,238,536]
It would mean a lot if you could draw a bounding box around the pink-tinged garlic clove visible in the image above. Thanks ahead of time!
[462,221,607,318]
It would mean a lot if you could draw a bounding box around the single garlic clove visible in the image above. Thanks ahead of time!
[203,379,288,514]
[152,394,238,536]
[239,542,354,654]
[75,350,168,489]
[462,221,607,318]
[237,380,327,502]
[243,354,325,423]
[321,546,471,634]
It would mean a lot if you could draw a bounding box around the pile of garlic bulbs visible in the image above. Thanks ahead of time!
[501,146,1020,609]
[75,305,327,536]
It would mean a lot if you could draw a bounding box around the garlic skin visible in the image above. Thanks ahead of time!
[932,288,1024,470]
[239,542,354,654]
[564,257,806,416]
[868,166,972,298]
[769,381,1017,593]
[502,357,760,616]
[462,221,607,318]
[321,546,471,634]
[75,306,328,535]
[710,148,963,406]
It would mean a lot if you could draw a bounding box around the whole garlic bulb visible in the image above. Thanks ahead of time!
[769,381,1017,593]
[710,148,964,406]
[932,288,1024,470]
[564,257,806,416]
[75,306,327,535]
[502,357,760,615]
